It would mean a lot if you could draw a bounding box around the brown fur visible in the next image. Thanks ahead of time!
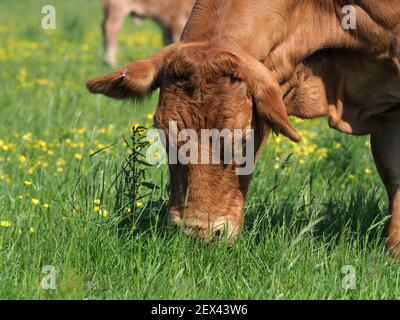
[88,0,400,254]
[283,50,400,254]
[102,0,194,66]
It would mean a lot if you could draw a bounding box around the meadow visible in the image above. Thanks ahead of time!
[1,0,399,300]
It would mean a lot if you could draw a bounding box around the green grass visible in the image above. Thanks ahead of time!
[1,0,400,300]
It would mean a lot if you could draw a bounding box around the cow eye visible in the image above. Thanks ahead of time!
[230,74,243,84]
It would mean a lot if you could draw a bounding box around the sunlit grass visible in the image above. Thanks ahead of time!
[0,0,399,300]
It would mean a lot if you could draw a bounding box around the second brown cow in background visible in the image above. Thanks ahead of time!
[102,0,194,66]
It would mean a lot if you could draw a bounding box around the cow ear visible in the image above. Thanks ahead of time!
[86,44,178,101]
[86,60,159,101]
[235,51,301,143]
[253,83,301,143]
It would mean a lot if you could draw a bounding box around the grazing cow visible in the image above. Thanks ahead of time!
[88,0,400,254]
[102,0,194,66]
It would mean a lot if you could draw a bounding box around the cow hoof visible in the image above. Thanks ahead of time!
[103,56,117,67]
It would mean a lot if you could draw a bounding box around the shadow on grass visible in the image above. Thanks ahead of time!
[244,184,389,248]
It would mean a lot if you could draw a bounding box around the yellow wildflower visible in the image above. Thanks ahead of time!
[333,142,342,149]
[18,155,27,164]
[135,201,143,208]
[0,220,12,228]
[36,78,50,86]
[24,180,32,187]
[74,153,83,161]
[22,132,33,142]
[100,209,109,218]
[36,140,47,150]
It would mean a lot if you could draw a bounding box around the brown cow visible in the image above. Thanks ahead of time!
[283,50,400,252]
[88,0,400,254]
[102,0,194,66]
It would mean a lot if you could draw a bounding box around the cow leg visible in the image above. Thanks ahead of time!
[171,27,182,43]
[102,3,129,66]
[371,117,400,256]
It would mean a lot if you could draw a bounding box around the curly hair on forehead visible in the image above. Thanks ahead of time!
[166,45,249,83]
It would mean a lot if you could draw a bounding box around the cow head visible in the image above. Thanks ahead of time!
[87,43,300,242]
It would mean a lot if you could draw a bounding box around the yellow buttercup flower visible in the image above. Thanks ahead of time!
[40,162,49,169]
[31,198,40,206]
[43,203,50,209]
[74,153,83,161]
[36,78,50,86]
[18,155,27,164]
[22,132,32,142]
[364,168,372,175]
[36,140,47,151]
[93,199,101,205]
[0,220,12,228]
[57,159,66,167]
[24,180,32,186]
[100,209,109,218]
[135,201,143,208]
[333,142,342,149]
[93,206,100,213]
